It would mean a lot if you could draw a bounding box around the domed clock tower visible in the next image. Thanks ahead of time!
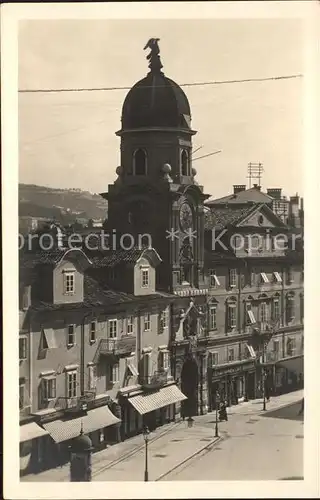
[101,39,212,416]
[101,39,210,296]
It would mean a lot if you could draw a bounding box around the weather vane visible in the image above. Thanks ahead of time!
[143,38,163,73]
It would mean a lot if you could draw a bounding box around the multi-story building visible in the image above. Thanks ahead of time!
[99,41,304,418]
[19,242,185,475]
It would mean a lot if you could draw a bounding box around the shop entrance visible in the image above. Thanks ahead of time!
[181,356,199,417]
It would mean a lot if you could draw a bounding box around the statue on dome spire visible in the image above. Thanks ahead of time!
[143,38,163,74]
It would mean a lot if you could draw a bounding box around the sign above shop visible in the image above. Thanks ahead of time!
[211,361,255,379]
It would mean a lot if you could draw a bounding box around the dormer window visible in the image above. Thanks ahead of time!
[181,150,189,176]
[141,267,149,288]
[63,270,75,295]
[133,149,147,176]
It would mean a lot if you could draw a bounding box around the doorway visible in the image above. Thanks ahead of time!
[181,357,199,417]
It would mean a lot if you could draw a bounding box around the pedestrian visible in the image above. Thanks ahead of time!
[298,398,304,416]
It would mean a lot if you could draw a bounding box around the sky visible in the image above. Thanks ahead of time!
[18,18,304,199]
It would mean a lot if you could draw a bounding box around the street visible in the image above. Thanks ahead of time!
[22,391,304,482]
[161,400,304,481]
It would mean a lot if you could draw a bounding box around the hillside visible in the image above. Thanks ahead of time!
[19,183,108,223]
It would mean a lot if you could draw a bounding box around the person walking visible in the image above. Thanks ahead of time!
[298,398,304,416]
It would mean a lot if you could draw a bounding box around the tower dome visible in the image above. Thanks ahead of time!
[120,39,191,131]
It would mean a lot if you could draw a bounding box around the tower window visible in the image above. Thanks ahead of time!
[133,149,147,176]
[181,150,189,176]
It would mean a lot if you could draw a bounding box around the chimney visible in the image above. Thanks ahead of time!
[288,194,301,228]
[253,184,261,191]
[233,185,246,194]
[267,188,282,199]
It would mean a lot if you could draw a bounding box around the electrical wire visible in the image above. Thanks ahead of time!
[18,74,303,93]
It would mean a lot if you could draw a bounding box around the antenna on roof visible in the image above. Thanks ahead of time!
[247,162,264,188]
[192,145,203,156]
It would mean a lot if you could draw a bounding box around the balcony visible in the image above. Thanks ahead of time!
[56,391,96,414]
[140,370,168,391]
[97,336,136,358]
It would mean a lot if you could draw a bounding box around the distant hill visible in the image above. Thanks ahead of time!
[19,183,108,224]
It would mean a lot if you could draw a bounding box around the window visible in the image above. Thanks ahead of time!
[287,268,294,284]
[108,319,117,339]
[67,371,77,398]
[41,329,57,350]
[159,350,170,371]
[300,295,304,323]
[228,348,235,362]
[250,270,255,286]
[90,321,96,343]
[286,338,296,357]
[229,269,237,288]
[134,149,147,176]
[260,302,269,323]
[67,325,75,346]
[143,353,152,379]
[209,306,217,330]
[64,271,75,294]
[208,351,218,367]
[19,337,27,360]
[227,304,237,330]
[260,272,270,284]
[88,365,97,390]
[19,384,25,410]
[209,269,220,288]
[173,270,181,286]
[110,363,120,383]
[144,313,151,331]
[286,295,295,324]
[247,306,256,325]
[273,340,280,360]
[273,299,280,321]
[42,377,56,400]
[181,150,189,176]
[127,316,134,335]
[159,309,168,333]
[273,272,282,283]
[141,268,149,288]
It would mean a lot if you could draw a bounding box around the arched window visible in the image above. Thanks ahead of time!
[181,150,189,176]
[133,149,147,176]
[285,293,295,324]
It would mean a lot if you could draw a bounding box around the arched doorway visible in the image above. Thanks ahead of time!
[181,355,199,418]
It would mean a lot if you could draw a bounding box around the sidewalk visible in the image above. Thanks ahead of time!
[22,389,303,482]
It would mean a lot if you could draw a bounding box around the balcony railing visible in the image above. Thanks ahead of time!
[98,336,136,357]
[56,391,96,413]
[139,370,168,390]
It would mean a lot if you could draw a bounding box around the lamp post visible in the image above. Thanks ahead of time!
[215,391,220,437]
[262,342,267,411]
[143,426,149,482]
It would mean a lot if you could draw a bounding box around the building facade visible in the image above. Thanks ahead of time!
[19,244,185,475]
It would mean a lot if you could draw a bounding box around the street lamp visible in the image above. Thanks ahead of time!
[215,391,220,437]
[143,426,150,482]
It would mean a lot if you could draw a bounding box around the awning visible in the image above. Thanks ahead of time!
[43,406,120,443]
[277,356,304,373]
[20,422,49,443]
[128,384,187,415]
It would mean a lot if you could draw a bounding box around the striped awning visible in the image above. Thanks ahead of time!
[20,422,49,443]
[128,384,187,415]
[43,406,120,443]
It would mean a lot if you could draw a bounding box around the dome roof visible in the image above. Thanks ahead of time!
[121,72,191,130]
[71,433,93,452]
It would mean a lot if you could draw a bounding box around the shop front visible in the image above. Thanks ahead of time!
[120,382,186,438]
[20,420,50,476]
[34,403,121,472]
[208,360,256,411]
[274,355,304,395]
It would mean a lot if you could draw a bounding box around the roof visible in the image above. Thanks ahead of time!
[29,275,175,312]
[85,246,161,268]
[206,187,273,206]
[204,206,256,230]
[120,72,191,130]
[19,248,92,269]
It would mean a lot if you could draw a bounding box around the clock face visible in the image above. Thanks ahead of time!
[179,203,193,231]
